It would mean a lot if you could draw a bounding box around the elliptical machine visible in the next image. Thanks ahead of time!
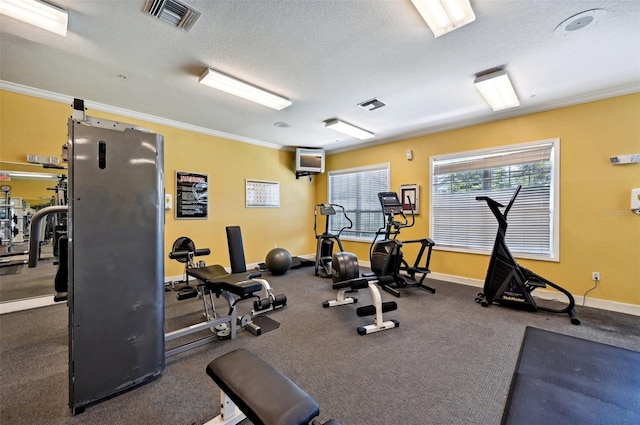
[475,185,580,325]
[369,192,436,297]
[313,203,353,278]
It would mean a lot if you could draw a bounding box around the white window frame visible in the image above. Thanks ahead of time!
[429,138,560,262]
[328,163,390,242]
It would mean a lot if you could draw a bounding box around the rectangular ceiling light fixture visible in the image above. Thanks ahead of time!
[410,0,475,37]
[7,171,60,180]
[0,0,68,36]
[198,68,292,111]
[474,69,520,111]
[325,119,375,140]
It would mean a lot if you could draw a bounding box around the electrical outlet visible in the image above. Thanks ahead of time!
[592,272,600,282]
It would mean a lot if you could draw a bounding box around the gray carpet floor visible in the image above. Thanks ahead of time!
[0,243,57,302]
[1,266,639,425]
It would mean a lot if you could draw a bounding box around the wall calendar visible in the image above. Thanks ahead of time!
[245,179,280,208]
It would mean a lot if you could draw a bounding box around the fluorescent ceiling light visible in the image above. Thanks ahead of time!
[7,171,60,180]
[410,0,475,37]
[0,0,68,36]
[198,68,291,111]
[474,69,520,111]
[325,119,375,140]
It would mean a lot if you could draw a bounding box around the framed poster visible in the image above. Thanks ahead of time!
[246,179,280,208]
[175,171,208,219]
[400,184,419,215]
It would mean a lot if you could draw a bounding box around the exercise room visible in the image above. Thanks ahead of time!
[1,1,639,424]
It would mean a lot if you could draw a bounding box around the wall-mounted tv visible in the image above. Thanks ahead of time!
[295,148,325,174]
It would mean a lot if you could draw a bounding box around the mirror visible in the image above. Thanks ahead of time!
[0,162,67,306]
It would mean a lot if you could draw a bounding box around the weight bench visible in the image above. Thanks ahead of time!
[164,261,266,357]
[205,349,342,425]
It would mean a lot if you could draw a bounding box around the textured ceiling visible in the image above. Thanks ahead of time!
[1,0,639,153]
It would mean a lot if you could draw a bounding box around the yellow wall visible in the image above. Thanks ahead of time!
[0,91,317,277]
[2,90,639,306]
[317,93,640,306]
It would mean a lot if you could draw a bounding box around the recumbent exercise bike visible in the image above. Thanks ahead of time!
[323,251,400,335]
[369,191,436,297]
[475,185,580,325]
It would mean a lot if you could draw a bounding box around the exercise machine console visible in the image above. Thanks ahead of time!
[475,185,580,325]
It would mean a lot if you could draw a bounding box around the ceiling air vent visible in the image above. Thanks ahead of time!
[358,98,386,111]
[143,0,201,32]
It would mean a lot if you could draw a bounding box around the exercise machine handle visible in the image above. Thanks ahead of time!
[28,205,68,268]
[400,196,415,229]
[314,202,353,238]
[476,185,522,221]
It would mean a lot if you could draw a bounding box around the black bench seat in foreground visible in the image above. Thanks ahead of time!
[205,349,342,425]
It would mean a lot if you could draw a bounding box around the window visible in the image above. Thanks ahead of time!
[430,139,559,261]
[328,163,390,241]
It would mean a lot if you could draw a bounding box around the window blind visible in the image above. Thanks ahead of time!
[431,140,558,259]
[328,164,390,240]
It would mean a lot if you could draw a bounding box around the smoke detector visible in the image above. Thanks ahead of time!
[143,0,201,32]
[554,9,606,37]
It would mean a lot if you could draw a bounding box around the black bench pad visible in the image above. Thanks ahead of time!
[207,349,320,425]
[187,265,263,296]
[332,275,396,290]
[332,277,368,290]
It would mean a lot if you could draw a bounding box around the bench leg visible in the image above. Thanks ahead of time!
[322,287,357,308]
[356,283,399,335]
[204,390,246,425]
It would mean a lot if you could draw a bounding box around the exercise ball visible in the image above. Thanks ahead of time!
[265,248,292,275]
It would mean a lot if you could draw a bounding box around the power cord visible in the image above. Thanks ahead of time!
[582,278,599,306]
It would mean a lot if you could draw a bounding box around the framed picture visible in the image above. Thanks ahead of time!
[400,184,419,215]
[175,171,208,219]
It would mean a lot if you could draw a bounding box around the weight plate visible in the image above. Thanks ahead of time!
[240,315,252,327]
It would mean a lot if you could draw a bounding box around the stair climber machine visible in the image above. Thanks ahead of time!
[475,185,580,325]
[369,192,436,298]
[314,203,352,278]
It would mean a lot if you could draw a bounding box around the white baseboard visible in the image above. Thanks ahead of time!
[428,271,640,317]
[165,274,187,284]
[428,272,484,288]
[0,295,59,314]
